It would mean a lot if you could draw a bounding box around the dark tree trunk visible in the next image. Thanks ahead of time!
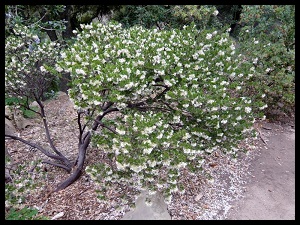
[55,132,91,192]
[59,72,71,93]
[39,9,58,41]
[60,5,76,40]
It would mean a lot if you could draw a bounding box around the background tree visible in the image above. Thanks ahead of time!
[5,5,119,93]
[236,5,295,118]
[111,5,242,33]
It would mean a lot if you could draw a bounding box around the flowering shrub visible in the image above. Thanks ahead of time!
[5,23,61,102]
[237,5,295,117]
[57,21,265,203]
[5,159,46,210]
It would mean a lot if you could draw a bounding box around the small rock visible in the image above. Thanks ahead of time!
[29,101,39,108]
[121,190,171,220]
[56,91,68,99]
[13,108,33,129]
[14,117,33,130]
[5,106,13,119]
[5,118,16,135]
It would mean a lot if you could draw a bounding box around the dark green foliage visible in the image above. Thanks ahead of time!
[6,207,48,220]
[112,5,173,29]
[5,97,38,118]
[112,5,240,31]
[237,5,295,117]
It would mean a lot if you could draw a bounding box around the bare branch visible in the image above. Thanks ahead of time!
[5,134,67,162]
[55,133,91,192]
[42,160,72,173]
[35,98,71,167]
[94,119,118,135]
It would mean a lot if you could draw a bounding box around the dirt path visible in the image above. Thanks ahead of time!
[227,121,295,220]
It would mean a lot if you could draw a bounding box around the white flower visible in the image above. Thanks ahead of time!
[221,119,227,124]
[61,52,67,58]
[164,80,172,87]
[124,82,134,90]
[85,24,93,29]
[207,99,215,104]
[143,148,153,154]
[116,128,126,135]
[116,161,125,170]
[165,94,171,100]
[259,104,268,110]
[56,66,63,72]
[119,58,125,63]
[75,55,82,62]
[178,162,187,168]
[217,132,224,137]
[262,94,266,98]
[75,69,86,75]
[40,66,46,72]
[245,107,252,113]
[218,50,225,56]
[254,40,259,44]
[236,115,242,121]
[213,10,219,16]
[206,33,212,40]
[265,68,271,73]
[246,29,249,33]
[130,165,143,173]
[93,100,101,105]
[157,133,163,139]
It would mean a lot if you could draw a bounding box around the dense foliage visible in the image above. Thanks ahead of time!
[237,5,295,116]
[112,5,231,31]
[57,21,264,203]
[5,23,61,102]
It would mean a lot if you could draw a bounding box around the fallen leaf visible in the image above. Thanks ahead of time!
[209,162,218,168]
[194,193,203,201]
[51,212,64,220]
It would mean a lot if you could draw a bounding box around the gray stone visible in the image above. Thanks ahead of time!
[5,106,13,120]
[29,101,39,108]
[56,91,68,99]
[121,190,171,220]
[13,108,33,130]
[5,118,16,135]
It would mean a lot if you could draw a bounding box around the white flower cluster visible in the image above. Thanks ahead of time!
[56,21,258,203]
